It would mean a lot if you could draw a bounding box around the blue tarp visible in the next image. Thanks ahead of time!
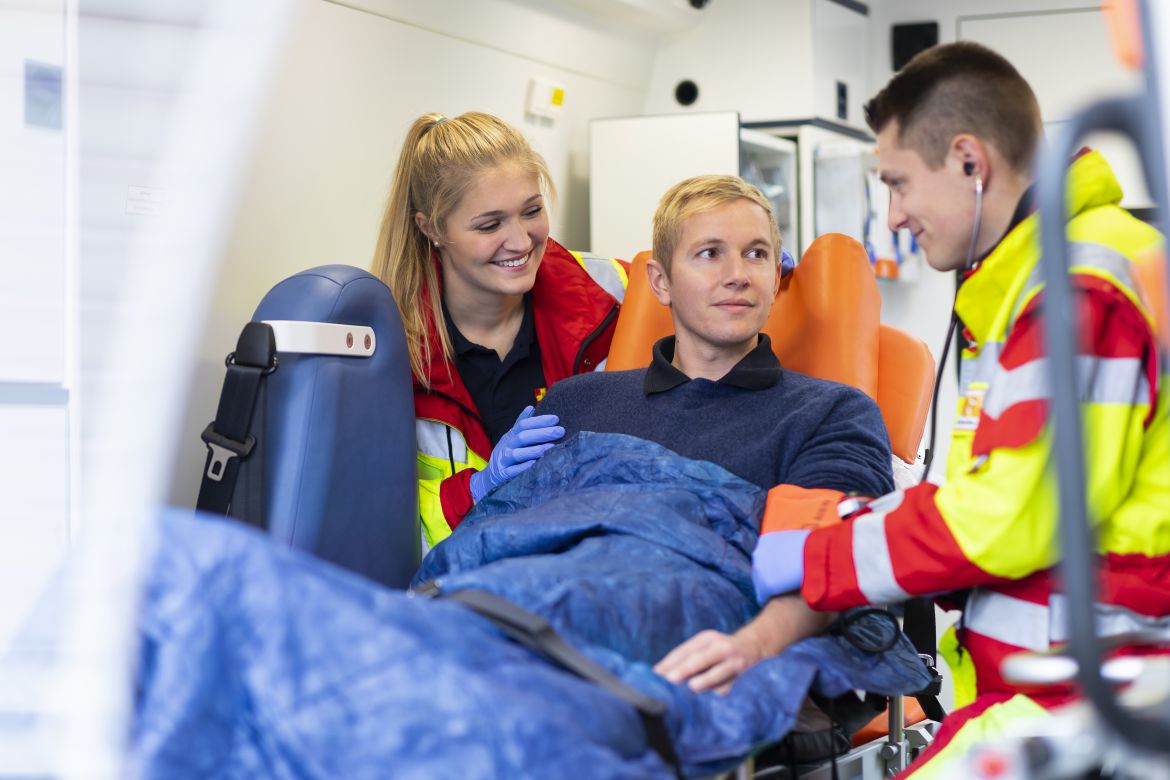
[132,433,930,779]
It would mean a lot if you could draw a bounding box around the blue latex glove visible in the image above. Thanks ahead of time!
[751,530,811,605]
[779,247,797,278]
[469,406,564,502]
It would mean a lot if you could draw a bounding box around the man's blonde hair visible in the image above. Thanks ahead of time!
[651,175,782,277]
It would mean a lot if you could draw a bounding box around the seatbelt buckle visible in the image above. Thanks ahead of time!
[200,423,255,482]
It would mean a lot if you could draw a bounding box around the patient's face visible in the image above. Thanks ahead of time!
[660,198,779,359]
[435,162,549,303]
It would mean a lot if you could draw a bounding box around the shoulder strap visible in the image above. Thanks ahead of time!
[196,321,276,518]
[430,586,682,776]
[903,597,947,722]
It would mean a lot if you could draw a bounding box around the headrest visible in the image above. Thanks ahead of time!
[1133,247,1170,349]
[248,265,420,588]
[256,264,399,333]
[605,251,670,372]
[763,234,880,399]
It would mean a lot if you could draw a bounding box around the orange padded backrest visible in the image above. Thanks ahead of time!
[1133,246,1170,349]
[877,325,935,462]
[605,250,674,372]
[763,234,879,399]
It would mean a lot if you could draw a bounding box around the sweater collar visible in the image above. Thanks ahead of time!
[644,334,781,395]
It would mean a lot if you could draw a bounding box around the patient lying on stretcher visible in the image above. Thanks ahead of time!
[535,175,893,694]
[128,177,913,779]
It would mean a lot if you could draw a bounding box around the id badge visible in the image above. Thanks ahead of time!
[954,381,988,431]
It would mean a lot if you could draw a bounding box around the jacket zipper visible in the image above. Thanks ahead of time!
[573,303,619,374]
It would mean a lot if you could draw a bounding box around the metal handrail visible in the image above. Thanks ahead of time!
[1036,0,1170,755]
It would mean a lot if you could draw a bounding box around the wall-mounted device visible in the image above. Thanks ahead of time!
[892,21,939,71]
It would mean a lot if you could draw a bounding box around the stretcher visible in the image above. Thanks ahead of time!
[198,226,942,776]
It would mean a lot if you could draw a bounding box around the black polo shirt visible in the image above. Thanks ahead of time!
[443,295,547,447]
[643,334,781,395]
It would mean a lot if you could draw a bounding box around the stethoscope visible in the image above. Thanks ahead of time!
[919,166,983,483]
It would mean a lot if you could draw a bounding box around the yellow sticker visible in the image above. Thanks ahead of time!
[534,387,547,403]
[954,381,988,431]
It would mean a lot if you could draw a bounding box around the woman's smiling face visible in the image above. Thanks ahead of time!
[433,161,549,301]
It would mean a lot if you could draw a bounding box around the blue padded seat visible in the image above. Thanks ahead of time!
[243,265,419,588]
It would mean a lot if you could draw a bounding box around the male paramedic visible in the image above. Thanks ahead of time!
[537,173,895,692]
[746,41,1170,776]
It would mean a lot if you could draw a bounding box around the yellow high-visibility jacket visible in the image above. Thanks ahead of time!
[802,150,1169,705]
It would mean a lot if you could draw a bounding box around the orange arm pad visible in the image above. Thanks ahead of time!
[760,484,848,534]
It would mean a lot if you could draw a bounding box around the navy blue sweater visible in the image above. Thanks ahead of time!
[537,337,893,496]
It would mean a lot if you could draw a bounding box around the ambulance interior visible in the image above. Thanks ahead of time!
[1,0,1168,777]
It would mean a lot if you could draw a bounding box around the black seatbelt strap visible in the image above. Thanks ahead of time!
[196,322,277,516]
[903,597,947,722]
[426,586,683,775]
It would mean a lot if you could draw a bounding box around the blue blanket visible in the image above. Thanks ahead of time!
[133,433,930,779]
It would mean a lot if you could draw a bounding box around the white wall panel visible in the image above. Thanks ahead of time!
[332,0,658,90]
[812,0,870,126]
[644,0,816,122]
[0,0,71,672]
[0,6,66,383]
[590,111,740,257]
[0,406,69,646]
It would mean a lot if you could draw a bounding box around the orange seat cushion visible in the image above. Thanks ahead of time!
[850,697,927,747]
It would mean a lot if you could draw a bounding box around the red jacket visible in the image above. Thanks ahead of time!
[413,238,625,534]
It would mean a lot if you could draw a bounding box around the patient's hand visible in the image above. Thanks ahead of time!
[653,596,836,694]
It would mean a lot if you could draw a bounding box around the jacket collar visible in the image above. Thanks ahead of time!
[956,149,1123,344]
[417,237,615,403]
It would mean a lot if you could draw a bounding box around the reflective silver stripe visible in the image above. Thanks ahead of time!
[959,341,1004,389]
[981,355,1150,419]
[572,251,627,303]
[964,590,1170,651]
[1049,594,1170,644]
[1010,241,1138,324]
[415,418,466,464]
[965,589,1051,651]
[867,488,905,515]
[852,492,911,604]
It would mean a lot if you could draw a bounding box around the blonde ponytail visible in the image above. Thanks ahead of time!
[372,113,448,386]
